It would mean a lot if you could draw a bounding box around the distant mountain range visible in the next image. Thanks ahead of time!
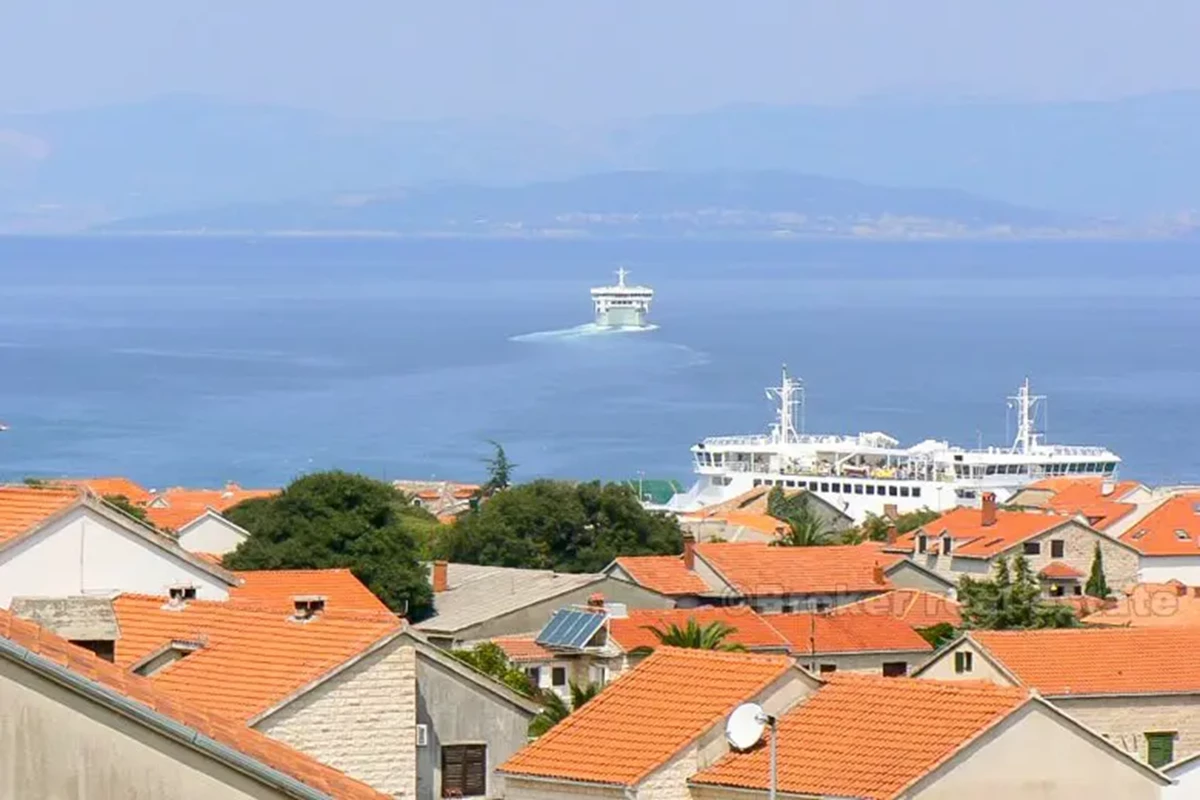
[5,92,1200,233]
[97,170,1077,239]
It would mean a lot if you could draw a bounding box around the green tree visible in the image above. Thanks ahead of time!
[772,498,834,547]
[223,471,437,619]
[765,485,788,518]
[959,556,1077,630]
[103,494,154,527]
[916,622,957,649]
[1085,543,1111,599]
[857,508,942,541]
[631,618,746,655]
[528,682,602,737]
[482,441,515,496]
[436,480,682,573]
[450,642,534,698]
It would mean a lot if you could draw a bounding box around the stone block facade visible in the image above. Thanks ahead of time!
[256,641,417,798]
[1053,694,1200,766]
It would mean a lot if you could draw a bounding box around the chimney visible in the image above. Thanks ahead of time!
[587,592,606,609]
[886,525,898,545]
[291,595,327,622]
[432,560,449,593]
[872,562,886,585]
[682,532,696,571]
[981,492,997,527]
[164,583,197,610]
[883,504,899,521]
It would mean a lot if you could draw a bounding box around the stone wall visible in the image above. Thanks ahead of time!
[1053,694,1200,765]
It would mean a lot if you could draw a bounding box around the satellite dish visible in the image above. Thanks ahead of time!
[726,702,766,751]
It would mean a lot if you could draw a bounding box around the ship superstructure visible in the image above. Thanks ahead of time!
[668,366,1120,521]
[591,268,653,328]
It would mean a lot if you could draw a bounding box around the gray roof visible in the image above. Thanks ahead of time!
[416,563,603,635]
[11,596,120,640]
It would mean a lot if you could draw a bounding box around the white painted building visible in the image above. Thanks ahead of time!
[173,510,251,557]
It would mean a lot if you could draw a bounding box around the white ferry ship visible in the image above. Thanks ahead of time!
[591,268,653,327]
[667,366,1120,521]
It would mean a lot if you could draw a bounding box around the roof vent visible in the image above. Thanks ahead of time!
[164,583,197,610]
[291,595,327,622]
[1176,529,1191,541]
[1132,529,1149,540]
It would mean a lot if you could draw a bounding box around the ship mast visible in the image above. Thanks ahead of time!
[616,267,628,287]
[1009,377,1044,454]
[766,364,804,444]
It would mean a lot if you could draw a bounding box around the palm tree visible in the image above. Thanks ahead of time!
[528,681,601,737]
[631,618,746,656]
[773,499,834,547]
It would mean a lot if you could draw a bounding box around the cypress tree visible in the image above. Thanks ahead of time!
[1085,543,1110,599]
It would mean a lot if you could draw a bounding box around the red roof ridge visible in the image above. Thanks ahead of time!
[115,592,399,623]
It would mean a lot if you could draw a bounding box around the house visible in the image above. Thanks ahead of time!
[1117,491,1200,583]
[915,627,1200,767]
[1081,580,1200,627]
[499,646,1167,799]
[763,611,934,676]
[831,588,963,632]
[415,560,673,647]
[677,485,852,543]
[499,647,819,799]
[0,484,239,608]
[1165,751,1200,799]
[98,590,538,798]
[688,672,1167,799]
[887,492,1140,596]
[393,479,480,520]
[494,602,791,695]
[143,482,277,554]
[228,567,393,613]
[608,536,954,611]
[52,475,155,504]
[1008,476,1150,531]
[0,607,389,800]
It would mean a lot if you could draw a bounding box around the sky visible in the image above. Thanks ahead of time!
[4,1,1200,123]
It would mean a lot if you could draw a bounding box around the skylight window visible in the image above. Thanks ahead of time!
[1176,529,1191,541]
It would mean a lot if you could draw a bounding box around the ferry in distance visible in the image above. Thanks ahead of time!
[666,366,1121,522]
[591,268,653,328]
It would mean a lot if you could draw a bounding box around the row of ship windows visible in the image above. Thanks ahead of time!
[954,461,1118,477]
[752,477,922,498]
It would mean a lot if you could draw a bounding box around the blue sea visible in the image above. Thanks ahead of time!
[1,236,1198,489]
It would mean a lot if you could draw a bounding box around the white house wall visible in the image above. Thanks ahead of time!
[1139,556,1200,585]
[177,515,249,557]
[0,507,230,608]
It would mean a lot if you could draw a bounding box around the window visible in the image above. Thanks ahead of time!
[781,601,793,613]
[854,484,863,495]
[900,486,910,497]
[954,651,974,674]
[942,536,952,554]
[1050,539,1065,559]
[842,483,852,494]
[815,601,830,612]
[912,487,921,498]
[820,482,829,492]
[866,485,876,495]
[442,744,486,797]
[882,662,908,677]
[1073,585,1083,596]
[888,486,898,497]
[808,481,819,490]
[1146,732,1176,768]
[1023,541,1041,556]
[71,640,116,663]
[1050,584,1065,597]
[525,667,541,687]
[917,535,928,554]
[551,667,567,687]
[819,664,837,674]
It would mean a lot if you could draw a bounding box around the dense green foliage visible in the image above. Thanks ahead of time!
[528,682,602,737]
[435,479,683,572]
[1085,543,1111,599]
[103,494,154,527]
[223,471,438,619]
[916,622,958,649]
[958,556,1078,630]
[632,619,746,655]
[772,497,836,547]
[451,642,535,698]
[858,508,942,541]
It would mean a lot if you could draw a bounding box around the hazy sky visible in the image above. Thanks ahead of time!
[5,1,1200,122]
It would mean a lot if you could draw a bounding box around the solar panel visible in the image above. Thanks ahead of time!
[535,607,606,650]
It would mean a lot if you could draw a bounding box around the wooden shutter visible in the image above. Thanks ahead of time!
[464,745,486,796]
[1146,733,1174,768]
[442,744,487,797]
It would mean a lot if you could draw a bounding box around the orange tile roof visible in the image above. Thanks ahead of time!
[608,607,789,653]
[53,476,153,504]
[970,628,1200,695]
[492,635,556,663]
[764,612,932,655]
[613,555,712,596]
[0,607,388,799]
[1039,561,1084,580]
[500,648,794,786]
[1081,582,1200,628]
[686,486,778,518]
[1023,478,1142,530]
[1119,493,1200,555]
[832,589,962,629]
[145,484,278,531]
[695,542,898,595]
[111,594,401,721]
[0,484,82,545]
[916,506,1070,558]
[229,568,392,614]
[692,674,1027,799]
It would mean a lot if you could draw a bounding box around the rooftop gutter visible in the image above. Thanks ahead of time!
[0,637,334,800]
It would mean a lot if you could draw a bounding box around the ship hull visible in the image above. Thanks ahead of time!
[596,307,647,327]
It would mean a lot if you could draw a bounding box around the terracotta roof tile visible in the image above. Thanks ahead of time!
[613,555,711,596]
[145,485,277,531]
[0,607,388,799]
[229,568,391,614]
[0,484,82,545]
[1119,493,1200,555]
[1039,561,1084,580]
[53,477,153,504]
[832,589,962,629]
[500,648,794,786]
[916,506,1070,558]
[692,674,1027,799]
[492,636,555,663]
[695,542,898,595]
[970,628,1200,695]
[764,612,932,655]
[111,594,400,721]
[1081,582,1200,628]
[607,607,789,653]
